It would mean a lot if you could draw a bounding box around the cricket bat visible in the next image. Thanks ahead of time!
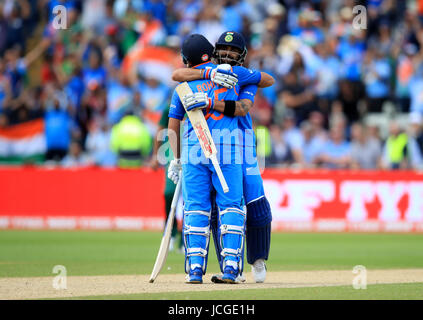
[175,82,229,193]
[149,176,182,283]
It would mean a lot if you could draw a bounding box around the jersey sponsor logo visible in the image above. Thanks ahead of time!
[244,91,253,95]
[170,104,177,109]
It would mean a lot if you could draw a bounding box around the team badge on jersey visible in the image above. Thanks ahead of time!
[201,54,209,61]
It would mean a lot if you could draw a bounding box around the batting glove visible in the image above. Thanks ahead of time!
[168,158,182,184]
[182,92,214,112]
[204,66,238,89]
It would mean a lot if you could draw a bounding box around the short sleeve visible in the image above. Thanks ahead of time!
[168,90,185,120]
[233,66,262,87]
[238,84,258,103]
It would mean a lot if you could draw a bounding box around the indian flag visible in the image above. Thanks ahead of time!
[122,45,182,86]
[0,119,46,164]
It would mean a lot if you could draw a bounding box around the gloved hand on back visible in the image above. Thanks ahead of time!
[204,64,238,89]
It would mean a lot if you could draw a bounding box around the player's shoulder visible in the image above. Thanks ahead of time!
[233,65,255,74]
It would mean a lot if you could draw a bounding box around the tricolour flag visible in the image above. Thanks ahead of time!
[122,46,182,86]
[0,119,46,164]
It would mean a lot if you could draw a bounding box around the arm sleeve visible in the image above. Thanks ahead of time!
[238,84,258,103]
[168,90,185,120]
[233,66,262,87]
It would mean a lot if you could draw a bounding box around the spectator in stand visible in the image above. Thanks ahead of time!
[79,80,107,143]
[312,40,341,115]
[328,100,349,139]
[2,0,31,53]
[136,74,170,136]
[409,63,423,118]
[80,0,107,34]
[44,97,73,162]
[308,110,328,141]
[106,69,134,125]
[362,46,391,113]
[407,113,423,170]
[267,123,292,167]
[291,9,325,48]
[335,79,361,125]
[61,139,92,168]
[350,122,382,170]
[300,120,325,168]
[410,113,423,158]
[0,57,12,113]
[381,121,409,170]
[82,48,107,90]
[281,109,304,165]
[85,116,116,167]
[194,4,225,45]
[280,63,316,126]
[315,122,352,169]
[394,44,417,113]
[337,28,366,83]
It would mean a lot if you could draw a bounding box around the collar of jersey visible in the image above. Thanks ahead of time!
[192,61,213,69]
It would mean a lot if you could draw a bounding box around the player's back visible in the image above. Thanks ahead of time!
[183,78,241,149]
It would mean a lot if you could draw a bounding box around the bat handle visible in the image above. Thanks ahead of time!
[211,155,229,193]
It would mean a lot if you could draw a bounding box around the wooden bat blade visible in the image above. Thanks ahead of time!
[175,82,217,158]
[175,82,229,193]
[149,177,182,283]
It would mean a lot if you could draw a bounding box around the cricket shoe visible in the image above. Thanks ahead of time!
[185,266,203,284]
[222,266,240,284]
[251,259,266,283]
[211,273,245,284]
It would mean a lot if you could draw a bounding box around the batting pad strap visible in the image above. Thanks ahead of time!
[184,225,210,236]
[220,224,244,236]
[219,207,246,218]
[186,247,208,257]
[221,248,241,257]
[225,260,239,269]
[184,210,211,217]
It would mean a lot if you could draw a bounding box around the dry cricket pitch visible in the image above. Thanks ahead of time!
[1,269,423,299]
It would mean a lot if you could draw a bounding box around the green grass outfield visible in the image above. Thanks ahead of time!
[0,230,423,299]
[65,283,423,300]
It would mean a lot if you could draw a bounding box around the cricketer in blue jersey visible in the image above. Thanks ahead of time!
[173,31,274,284]
[167,34,264,284]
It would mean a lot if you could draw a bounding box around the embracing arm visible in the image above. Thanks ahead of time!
[173,67,275,89]
[172,68,205,82]
[259,72,275,88]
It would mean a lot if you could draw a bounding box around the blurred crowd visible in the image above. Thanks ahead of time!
[1,0,423,170]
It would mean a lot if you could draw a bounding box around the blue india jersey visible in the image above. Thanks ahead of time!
[237,84,258,149]
[169,62,261,163]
